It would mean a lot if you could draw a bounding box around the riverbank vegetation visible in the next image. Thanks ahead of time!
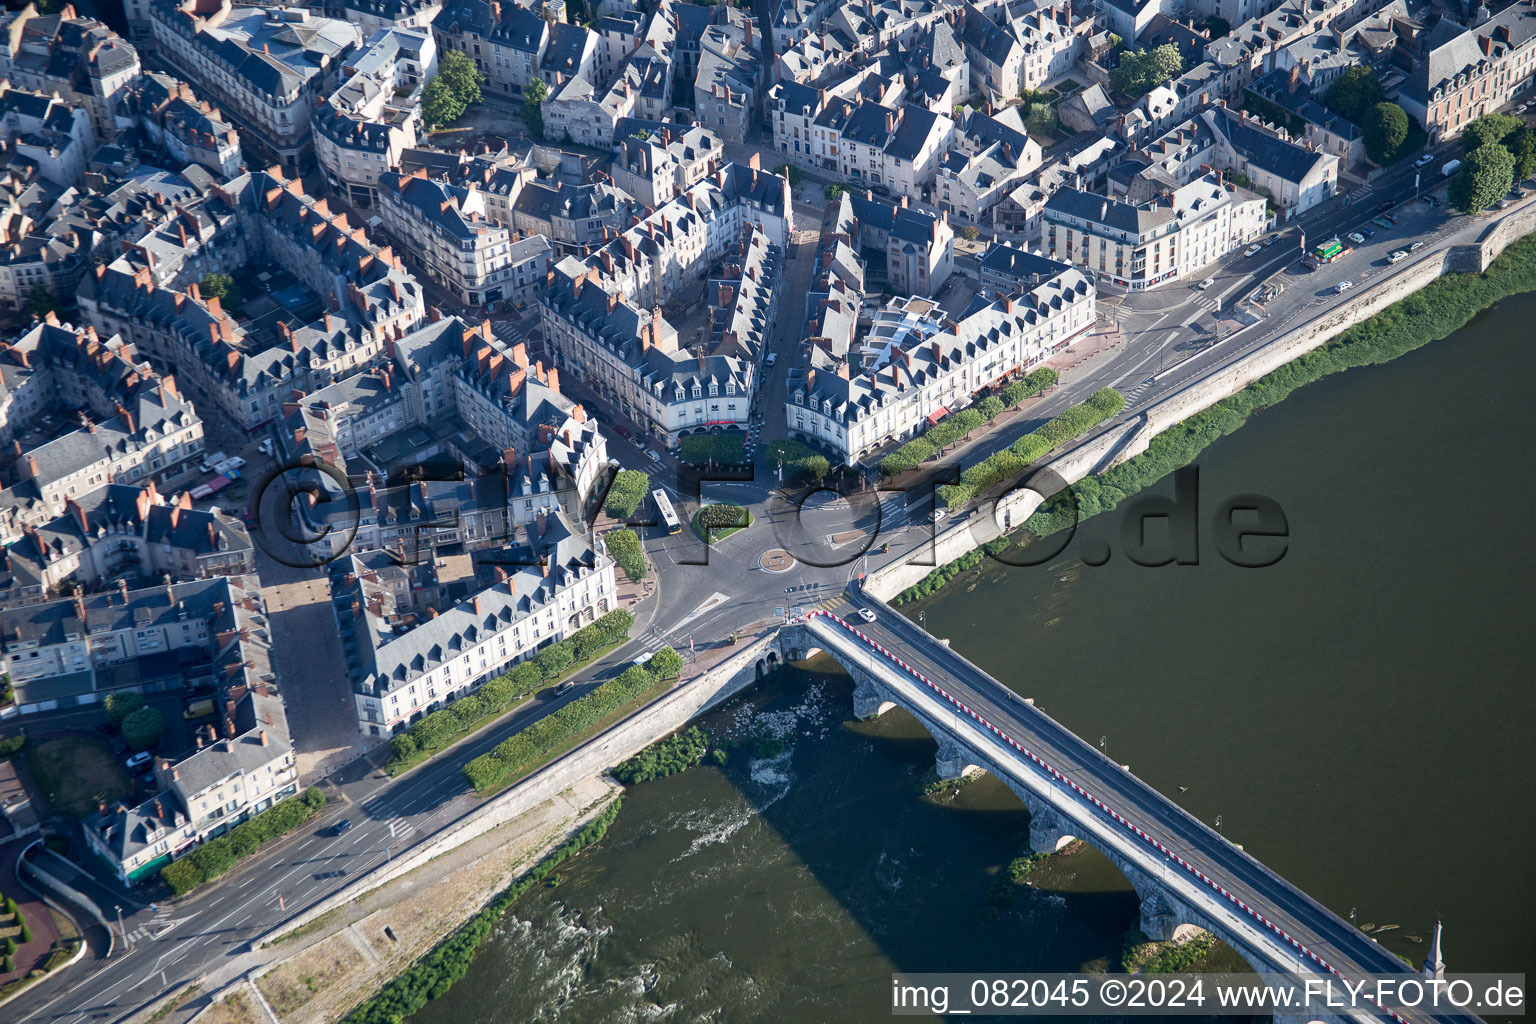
[1121,930,1217,973]
[610,726,710,784]
[462,647,682,792]
[937,387,1124,508]
[898,232,1536,603]
[339,798,624,1024]
[162,788,326,896]
[386,610,636,775]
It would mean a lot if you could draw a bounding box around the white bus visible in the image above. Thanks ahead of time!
[652,489,681,534]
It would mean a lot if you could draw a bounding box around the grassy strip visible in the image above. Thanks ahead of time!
[604,528,647,582]
[897,232,1536,604]
[463,649,684,792]
[610,725,709,784]
[385,609,635,775]
[938,387,1125,508]
[1026,233,1536,538]
[338,797,623,1024]
[161,788,326,896]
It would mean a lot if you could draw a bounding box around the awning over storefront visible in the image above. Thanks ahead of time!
[925,407,950,426]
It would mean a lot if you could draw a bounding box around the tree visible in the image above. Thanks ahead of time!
[201,272,243,315]
[25,284,57,317]
[824,183,847,202]
[120,706,165,752]
[522,78,548,138]
[104,691,145,727]
[1024,102,1057,139]
[1514,125,1536,181]
[1461,112,1523,154]
[773,162,803,187]
[535,643,575,679]
[645,647,684,680]
[421,77,464,128]
[959,225,980,241]
[1110,45,1183,99]
[1325,66,1384,122]
[437,51,483,108]
[603,468,650,520]
[1362,102,1409,164]
[1449,143,1515,214]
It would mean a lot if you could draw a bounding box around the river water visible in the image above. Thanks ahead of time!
[411,297,1534,1023]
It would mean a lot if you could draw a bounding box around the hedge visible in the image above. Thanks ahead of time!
[1026,233,1536,540]
[1001,367,1059,407]
[605,528,647,582]
[764,437,830,483]
[936,387,1124,508]
[161,787,325,896]
[603,469,650,520]
[385,609,634,773]
[678,433,745,465]
[462,651,676,792]
[0,734,24,759]
[339,797,623,1024]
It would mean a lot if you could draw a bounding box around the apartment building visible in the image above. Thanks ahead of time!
[0,5,141,137]
[378,169,519,306]
[958,0,1083,102]
[1044,172,1266,289]
[1400,1,1536,144]
[129,72,244,179]
[150,0,361,170]
[936,106,1042,224]
[611,121,723,207]
[786,259,1095,464]
[0,84,95,188]
[333,510,617,735]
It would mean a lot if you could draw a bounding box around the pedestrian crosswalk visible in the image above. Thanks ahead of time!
[1345,183,1374,204]
[1120,376,1157,405]
[1192,295,1221,313]
[125,904,177,943]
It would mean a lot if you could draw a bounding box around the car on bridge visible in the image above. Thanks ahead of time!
[857,608,878,623]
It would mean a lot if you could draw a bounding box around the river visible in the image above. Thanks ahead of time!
[409,294,1535,1023]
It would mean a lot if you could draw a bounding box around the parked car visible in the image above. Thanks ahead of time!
[198,451,227,473]
[1375,201,1395,213]
[1263,234,1280,246]
[1421,195,1440,206]
[645,448,662,462]
[257,437,275,455]
[1360,227,1374,238]
[764,352,778,368]
[1244,244,1262,257]
[330,819,353,837]
[930,509,947,523]
[1409,240,1426,252]
[1414,153,1436,168]
[1196,277,1216,290]
[1347,232,1366,245]
[1387,250,1408,264]
[125,751,153,771]
[857,608,878,623]
[1336,280,1353,293]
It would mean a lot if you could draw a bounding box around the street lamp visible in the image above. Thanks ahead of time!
[115,904,130,951]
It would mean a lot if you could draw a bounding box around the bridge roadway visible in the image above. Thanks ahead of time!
[799,595,1481,1024]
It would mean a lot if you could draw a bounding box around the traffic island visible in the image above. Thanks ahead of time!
[758,548,795,573]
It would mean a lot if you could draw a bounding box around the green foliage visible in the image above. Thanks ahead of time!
[1122,931,1216,973]
[1461,112,1523,154]
[879,398,1003,476]
[103,691,145,726]
[160,788,326,895]
[2,953,12,973]
[605,528,647,582]
[644,646,684,680]
[603,469,650,520]
[1325,65,1384,122]
[1450,143,1515,214]
[1514,125,1536,181]
[522,78,548,137]
[1110,45,1183,99]
[535,644,575,680]
[120,707,164,752]
[1025,232,1536,544]
[764,437,829,483]
[383,610,633,773]
[463,662,662,791]
[611,726,708,784]
[773,162,804,186]
[959,225,980,241]
[824,183,847,202]
[421,77,464,128]
[422,51,484,129]
[678,433,745,465]
[3,936,15,956]
[1362,102,1409,164]
[25,284,57,317]
[0,733,25,759]
[1024,102,1058,140]
[892,538,1011,604]
[201,272,243,315]
[975,395,1004,421]
[1242,92,1307,139]
[340,798,623,1024]
[1001,367,1057,407]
